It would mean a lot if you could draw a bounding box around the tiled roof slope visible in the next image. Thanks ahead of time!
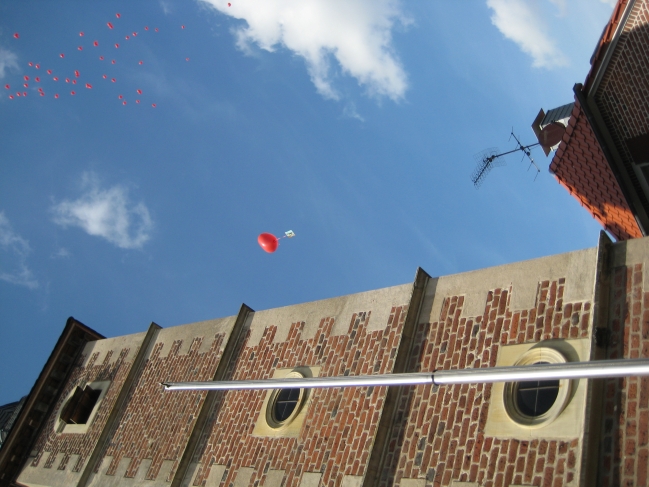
[550,100,642,240]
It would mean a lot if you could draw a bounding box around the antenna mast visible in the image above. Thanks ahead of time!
[471,131,541,188]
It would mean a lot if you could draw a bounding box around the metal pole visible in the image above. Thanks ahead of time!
[162,358,649,392]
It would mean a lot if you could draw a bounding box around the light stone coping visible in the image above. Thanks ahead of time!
[612,237,649,290]
[450,482,479,487]
[154,316,237,359]
[80,332,148,367]
[427,247,598,321]
[400,479,426,487]
[16,451,82,487]
[85,456,174,487]
[263,469,286,486]
[247,283,414,347]
[485,338,590,439]
[233,466,255,486]
[341,475,363,487]
[299,472,323,487]
[205,464,227,487]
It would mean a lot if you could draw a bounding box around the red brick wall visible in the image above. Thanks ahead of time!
[30,347,138,473]
[592,0,649,228]
[99,334,226,481]
[599,263,649,486]
[378,280,591,487]
[191,307,408,487]
[550,101,642,241]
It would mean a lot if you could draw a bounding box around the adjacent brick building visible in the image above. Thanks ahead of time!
[539,0,649,241]
[2,232,649,486]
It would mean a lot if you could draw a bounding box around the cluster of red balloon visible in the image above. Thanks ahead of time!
[257,230,295,253]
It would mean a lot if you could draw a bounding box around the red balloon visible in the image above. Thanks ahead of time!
[151,103,156,107]
[53,77,59,81]
[116,13,121,18]
[138,60,143,65]
[4,84,8,89]
[35,77,40,82]
[115,43,119,48]
[93,40,99,46]
[145,26,149,30]
[100,56,105,60]
[258,233,279,253]
[28,62,33,66]
[107,22,114,29]
[54,94,59,98]
[35,64,40,69]
[9,95,14,99]
[78,46,83,51]
[70,91,75,95]
[23,75,29,80]
[136,89,142,94]
[74,70,80,77]
[125,35,130,40]
[60,53,65,58]
[79,32,84,36]
[13,33,19,38]
[85,83,92,89]
[47,69,52,74]
[136,99,140,104]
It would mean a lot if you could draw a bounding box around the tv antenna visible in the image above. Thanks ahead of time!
[471,131,541,188]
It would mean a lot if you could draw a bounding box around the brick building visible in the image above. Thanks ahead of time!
[1,232,648,487]
[534,0,649,241]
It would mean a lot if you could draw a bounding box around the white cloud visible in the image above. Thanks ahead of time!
[51,247,71,259]
[200,0,409,101]
[0,212,38,289]
[51,173,153,249]
[0,47,19,79]
[486,0,568,68]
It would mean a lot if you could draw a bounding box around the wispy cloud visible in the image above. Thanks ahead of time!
[0,47,19,79]
[486,0,568,68]
[51,247,71,259]
[0,212,38,289]
[51,172,153,249]
[200,0,409,101]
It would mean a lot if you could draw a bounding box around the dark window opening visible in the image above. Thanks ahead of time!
[60,386,101,425]
[627,133,649,165]
[273,388,301,422]
[515,362,560,417]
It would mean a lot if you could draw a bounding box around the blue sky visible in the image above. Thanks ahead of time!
[0,0,615,405]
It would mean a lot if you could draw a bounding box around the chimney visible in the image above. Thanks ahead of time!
[531,103,574,156]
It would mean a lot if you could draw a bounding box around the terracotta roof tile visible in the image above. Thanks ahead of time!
[549,99,642,240]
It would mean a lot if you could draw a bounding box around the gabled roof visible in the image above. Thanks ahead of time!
[550,101,642,241]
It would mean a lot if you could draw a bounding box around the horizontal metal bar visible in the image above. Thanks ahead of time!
[433,358,649,385]
[162,373,434,391]
[161,359,649,392]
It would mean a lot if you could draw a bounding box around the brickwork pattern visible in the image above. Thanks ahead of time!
[550,101,642,241]
[594,0,649,221]
[378,280,591,486]
[100,334,226,481]
[30,347,137,474]
[599,263,649,487]
[191,307,408,487]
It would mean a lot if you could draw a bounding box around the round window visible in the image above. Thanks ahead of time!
[266,371,307,429]
[504,348,571,427]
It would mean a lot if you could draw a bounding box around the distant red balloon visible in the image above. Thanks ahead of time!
[23,83,28,88]
[123,101,127,105]
[100,56,105,60]
[138,60,143,65]
[13,33,19,38]
[118,94,123,99]
[54,94,59,98]
[74,70,80,77]
[107,22,114,29]
[9,95,14,99]
[182,25,185,29]
[70,91,75,95]
[116,13,121,18]
[136,99,140,104]
[111,78,116,82]
[78,46,83,51]
[40,92,45,96]
[72,79,77,84]
[115,43,119,48]
[258,233,279,253]
[35,64,40,69]
[53,77,58,81]
[60,53,65,58]
[145,26,149,30]
[23,75,29,80]
[4,84,8,89]
[102,74,107,79]
[16,92,21,97]
[35,77,40,82]
[151,103,156,107]
[85,83,92,89]
[28,62,33,66]
[93,41,99,46]
[186,57,190,61]
[47,69,52,74]
[125,35,130,40]
[23,92,27,96]
[65,78,70,83]
[228,2,231,6]
[136,89,142,94]
[111,60,116,64]
[155,28,159,32]
[132,32,137,36]
[79,32,84,36]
